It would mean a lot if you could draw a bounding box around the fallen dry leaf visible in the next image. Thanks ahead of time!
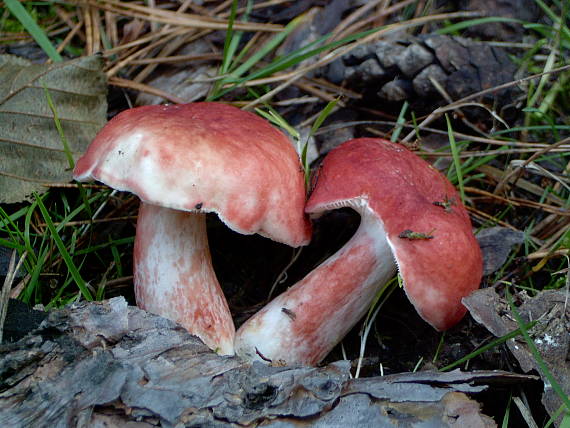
[0,54,107,203]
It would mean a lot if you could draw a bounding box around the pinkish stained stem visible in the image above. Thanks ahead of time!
[133,202,235,355]
[235,203,396,365]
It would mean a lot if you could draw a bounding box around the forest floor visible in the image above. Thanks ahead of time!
[0,0,569,426]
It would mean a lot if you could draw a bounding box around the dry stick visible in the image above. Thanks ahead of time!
[493,136,570,195]
[479,165,566,207]
[9,276,27,300]
[129,53,221,65]
[295,80,345,105]
[267,247,303,301]
[414,0,427,19]
[271,96,320,106]
[367,129,570,157]
[401,64,570,143]
[331,0,392,37]
[37,216,137,228]
[83,5,93,56]
[319,120,570,150]
[510,160,570,191]
[0,251,28,343]
[466,206,542,243]
[536,220,570,253]
[91,6,102,53]
[513,397,540,428]
[184,0,214,16]
[531,213,565,238]
[0,23,70,43]
[419,147,569,157]
[106,28,188,77]
[307,77,362,100]
[55,6,81,37]
[147,0,158,33]
[526,249,569,260]
[0,171,63,184]
[429,77,500,138]
[243,72,304,110]
[464,187,569,216]
[85,0,282,32]
[103,275,134,288]
[105,10,119,47]
[217,0,292,16]
[212,0,237,15]
[104,27,181,55]
[133,0,196,83]
[108,77,185,104]
[133,29,200,82]
[44,182,108,189]
[56,18,84,53]
[337,2,414,42]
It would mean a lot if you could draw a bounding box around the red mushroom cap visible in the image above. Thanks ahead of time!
[306,138,482,330]
[74,102,311,246]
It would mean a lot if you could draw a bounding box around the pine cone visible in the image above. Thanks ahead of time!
[324,34,522,122]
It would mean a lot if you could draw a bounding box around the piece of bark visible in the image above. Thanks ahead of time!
[463,288,570,427]
[0,297,537,427]
[475,226,525,276]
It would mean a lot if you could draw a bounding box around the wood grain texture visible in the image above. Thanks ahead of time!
[0,297,536,427]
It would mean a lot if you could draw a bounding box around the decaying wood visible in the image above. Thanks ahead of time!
[0,297,537,427]
[463,288,570,427]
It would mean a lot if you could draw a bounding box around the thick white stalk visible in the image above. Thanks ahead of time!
[235,203,396,365]
[133,202,235,355]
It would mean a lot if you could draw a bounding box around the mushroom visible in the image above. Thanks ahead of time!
[73,102,311,355]
[235,138,482,365]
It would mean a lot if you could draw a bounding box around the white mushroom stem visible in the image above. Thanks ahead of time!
[133,202,235,355]
[235,201,396,365]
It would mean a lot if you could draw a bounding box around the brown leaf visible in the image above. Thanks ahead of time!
[0,55,107,203]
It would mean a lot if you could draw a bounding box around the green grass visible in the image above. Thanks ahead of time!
[3,0,62,62]
[34,192,92,301]
[445,114,466,203]
[206,21,384,101]
[439,320,536,372]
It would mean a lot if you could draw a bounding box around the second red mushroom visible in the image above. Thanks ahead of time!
[235,138,483,365]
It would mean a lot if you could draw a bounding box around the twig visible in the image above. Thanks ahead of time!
[108,77,186,104]
[493,137,570,195]
[401,64,570,142]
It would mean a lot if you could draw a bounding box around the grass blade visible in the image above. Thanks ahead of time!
[211,25,383,100]
[230,13,306,80]
[506,288,570,413]
[4,0,62,62]
[219,0,239,75]
[445,114,465,203]
[44,85,74,169]
[34,193,93,301]
[436,17,523,35]
[439,320,536,372]
[391,101,409,142]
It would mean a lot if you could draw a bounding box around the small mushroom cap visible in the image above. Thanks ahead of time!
[306,138,482,330]
[74,102,311,247]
